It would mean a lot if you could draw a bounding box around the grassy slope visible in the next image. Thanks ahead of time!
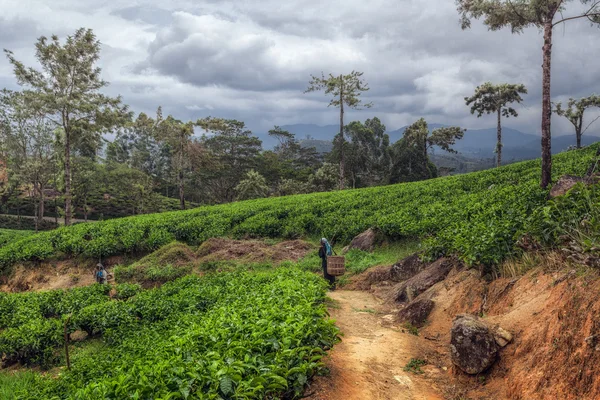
[0,144,597,272]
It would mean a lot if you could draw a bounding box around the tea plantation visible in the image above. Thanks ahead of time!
[0,145,598,271]
[0,268,339,399]
[0,229,34,248]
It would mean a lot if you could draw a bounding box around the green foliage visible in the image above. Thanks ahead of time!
[113,283,142,300]
[305,71,373,110]
[5,28,132,224]
[465,82,528,166]
[0,229,34,247]
[528,182,600,252]
[465,83,527,119]
[236,169,270,200]
[0,318,64,367]
[196,117,263,203]
[0,145,598,272]
[0,214,57,231]
[0,371,39,400]
[336,118,392,188]
[114,242,195,284]
[305,71,372,189]
[115,263,193,285]
[457,0,600,32]
[390,137,438,184]
[554,95,600,148]
[403,358,427,374]
[403,322,419,336]
[391,118,464,183]
[5,268,340,399]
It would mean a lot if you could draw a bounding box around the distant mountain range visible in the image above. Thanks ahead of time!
[255,123,600,162]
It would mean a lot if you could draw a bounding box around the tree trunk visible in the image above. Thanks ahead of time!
[496,108,502,167]
[576,117,582,148]
[179,130,186,210]
[339,75,345,190]
[423,137,429,178]
[540,21,553,189]
[84,195,88,222]
[54,196,58,226]
[33,187,39,233]
[38,183,45,223]
[179,169,185,210]
[64,127,72,225]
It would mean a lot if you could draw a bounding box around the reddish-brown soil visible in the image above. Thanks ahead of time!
[338,256,600,400]
[0,260,98,292]
[305,290,446,400]
[196,238,314,264]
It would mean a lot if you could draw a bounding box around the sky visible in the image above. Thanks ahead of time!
[1,0,599,137]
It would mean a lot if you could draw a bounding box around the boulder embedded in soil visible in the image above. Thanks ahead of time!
[389,258,454,303]
[450,314,499,374]
[549,175,586,198]
[343,228,384,253]
[390,253,426,282]
[397,298,434,327]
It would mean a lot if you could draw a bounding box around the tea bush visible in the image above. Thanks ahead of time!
[0,229,34,247]
[1,145,597,270]
[2,268,340,399]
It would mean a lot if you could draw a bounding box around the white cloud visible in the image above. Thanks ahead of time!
[0,0,599,135]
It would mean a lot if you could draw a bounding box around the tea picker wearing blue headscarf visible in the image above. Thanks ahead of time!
[318,238,336,290]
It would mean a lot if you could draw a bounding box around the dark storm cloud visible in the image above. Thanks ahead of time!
[0,17,41,46]
[0,0,599,134]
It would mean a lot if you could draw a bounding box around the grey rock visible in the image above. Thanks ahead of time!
[398,298,434,328]
[450,314,499,374]
[389,258,454,303]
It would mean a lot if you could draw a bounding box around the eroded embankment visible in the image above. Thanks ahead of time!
[345,254,600,400]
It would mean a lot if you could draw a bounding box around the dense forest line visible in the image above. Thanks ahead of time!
[0,30,469,228]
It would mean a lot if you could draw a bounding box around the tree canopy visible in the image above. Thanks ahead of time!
[554,95,600,148]
[305,71,372,190]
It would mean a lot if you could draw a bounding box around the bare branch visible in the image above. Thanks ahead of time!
[582,115,600,134]
[553,1,600,26]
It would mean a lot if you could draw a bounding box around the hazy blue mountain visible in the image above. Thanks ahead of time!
[386,124,600,160]
[255,123,600,162]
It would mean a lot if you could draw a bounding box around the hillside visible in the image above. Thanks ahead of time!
[1,144,598,274]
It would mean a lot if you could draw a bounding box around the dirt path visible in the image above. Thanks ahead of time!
[305,290,445,400]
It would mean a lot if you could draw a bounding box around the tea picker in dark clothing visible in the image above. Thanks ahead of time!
[318,238,336,290]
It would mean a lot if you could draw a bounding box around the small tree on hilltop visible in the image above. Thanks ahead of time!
[235,170,269,200]
[304,71,372,190]
[554,95,600,148]
[402,118,465,179]
[465,82,528,167]
[457,0,600,188]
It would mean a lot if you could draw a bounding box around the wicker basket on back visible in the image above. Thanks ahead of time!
[327,256,345,276]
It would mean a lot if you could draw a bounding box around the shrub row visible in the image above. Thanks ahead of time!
[4,268,340,399]
[0,145,598,270]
